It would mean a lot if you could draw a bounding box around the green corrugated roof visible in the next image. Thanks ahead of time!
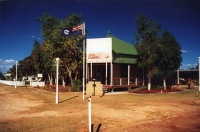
[111,36,137,64]
[112,36,137,55]
[114,58,137,64]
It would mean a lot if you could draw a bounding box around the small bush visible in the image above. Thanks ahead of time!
[70,79,82,92]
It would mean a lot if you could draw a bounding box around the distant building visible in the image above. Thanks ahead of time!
[4,73,12,80]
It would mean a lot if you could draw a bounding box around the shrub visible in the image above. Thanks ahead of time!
[70,79,82,92]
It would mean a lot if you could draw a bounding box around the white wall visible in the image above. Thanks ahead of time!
[30,81,45,87]
[0,80,25,86]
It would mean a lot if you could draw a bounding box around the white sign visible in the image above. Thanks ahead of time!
[87,38,112,63]
[37,73,43,78]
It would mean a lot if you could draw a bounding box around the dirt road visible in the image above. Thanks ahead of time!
[0,84,200,132]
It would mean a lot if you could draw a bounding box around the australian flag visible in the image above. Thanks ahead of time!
[61,24,83,37]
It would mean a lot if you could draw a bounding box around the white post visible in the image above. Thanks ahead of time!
[110,62,113,86]
[198,57,200,91]
[128,65,130,85]
[163,79,166,89]
[177,69,179,86]
[135,78,138,85]
[15,61,18,88]
[86,63,88,83]
[148,78,151,90]
[88,97,92,132]
[83,22,86,100]
[90,63,92,80]
[56,58,59,104]
[106,62,107,85]
[142,69,144,86]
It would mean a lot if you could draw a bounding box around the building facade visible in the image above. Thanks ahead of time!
[86,32,138,89]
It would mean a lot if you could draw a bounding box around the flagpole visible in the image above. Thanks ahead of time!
[83,22,86,100]
[198,57,200,91]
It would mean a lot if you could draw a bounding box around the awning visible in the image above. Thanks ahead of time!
[113,58,137,64]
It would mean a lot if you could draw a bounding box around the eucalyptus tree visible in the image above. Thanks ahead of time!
[40,41,55,85]
[37,13,84,88]
[134,14,182,90]
[31,40,43,74]
[159,30,182,89]
[59,14,83,89]
[0,71,5,80]
[135,14,162,90]
[9,57,35,80]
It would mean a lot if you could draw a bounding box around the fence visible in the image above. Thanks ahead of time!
[113,78,139,86]
[30,81,45,87]
[0,80,25,86]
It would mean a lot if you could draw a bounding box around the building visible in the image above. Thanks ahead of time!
[86,32,139,91]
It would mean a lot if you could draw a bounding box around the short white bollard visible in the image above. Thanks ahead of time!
[88,97,92,132]
[135,78,138,85]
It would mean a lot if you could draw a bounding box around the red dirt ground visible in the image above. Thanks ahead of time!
[131,88,182,94]
[0,84,200,132]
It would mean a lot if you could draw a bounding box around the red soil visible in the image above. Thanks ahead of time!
[131,88,182,94]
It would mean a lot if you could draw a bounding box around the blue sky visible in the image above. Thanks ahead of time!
[0,0,200,73]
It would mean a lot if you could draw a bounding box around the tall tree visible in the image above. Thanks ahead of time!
[0,71,5,80]
[37,13,84,88]
[31,40,42,73]
[9,41,43,81]
[135,14,162,90]
[40,41,54,85]
[159,30,182,89]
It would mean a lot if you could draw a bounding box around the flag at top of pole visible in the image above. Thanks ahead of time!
[72,24,83,32]
[61,23,85,37]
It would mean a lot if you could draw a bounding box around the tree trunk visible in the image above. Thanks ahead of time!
[163,79,166,89]
[62,77,65,87]
[48,73,53,86]
[68,71,72,92]
[148,78,151,90]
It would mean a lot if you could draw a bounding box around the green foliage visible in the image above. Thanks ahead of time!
[37,12,84,84]
[0,71,5,80]
[40,41,54,80]
[135,14,162,79]
[70,79,82,92]
[9,13,84,84]
[31,40,42,73]
[10,40,43,78]
[134,14,182,87]
[159,30,182,77]
[37,12,60,44]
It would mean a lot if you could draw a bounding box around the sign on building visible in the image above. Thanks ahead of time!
[87,38,112,63]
